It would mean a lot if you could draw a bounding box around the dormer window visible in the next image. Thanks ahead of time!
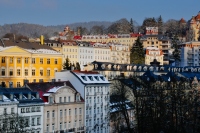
[88,76,93,81]
[81,76,87,81]
[100,76,105,81]
[93,76,99,81]
[49,97,53,103]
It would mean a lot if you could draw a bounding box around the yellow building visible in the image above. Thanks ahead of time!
[0,39,62,87]
[141,27,171,65]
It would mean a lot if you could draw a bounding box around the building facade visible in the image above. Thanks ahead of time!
[55,70,110,133]
[0,39,62,87]
[189,11,200,41]
[179,41,200,67]
[145,47,164,65]
[141,27,171,65]
[26,81,85,133]
[0,87,44,133]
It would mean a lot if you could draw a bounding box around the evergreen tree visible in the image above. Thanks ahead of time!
[130,18,134,33]
[75,62,81,70]
[157,15,163,34]
[63,57,71,70]
[172,34,181,66]
[130,37,145,64]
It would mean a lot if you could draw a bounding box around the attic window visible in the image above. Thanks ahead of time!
[88,76,93,81]
[94,76,99,81]
[100,76,105,81]
[81,76,87,81]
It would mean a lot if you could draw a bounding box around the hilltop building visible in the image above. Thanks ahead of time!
[189,11,200,41]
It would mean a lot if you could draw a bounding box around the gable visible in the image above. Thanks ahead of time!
[56,86,76,95]
[1,46,30,54]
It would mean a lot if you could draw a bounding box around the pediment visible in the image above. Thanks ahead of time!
[1,46,30,54]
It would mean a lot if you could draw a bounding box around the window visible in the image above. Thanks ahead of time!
[55,59,58,64]
[17,82,21,87]
[17,69,20,76]
[46,124,49,132]
[25,69,28,76]
[64,97,66,102]
[47,58,50,64]
[47,111,49,118]
[1,69,5,76]
[60,123,62,130]
[11,108,14,114]
[60,110,62,117]
[10,57,13,63]
[1,57,5,63]
[69,109,71,115]
[4,108,7,114]
[17,58,21,63]
[37,117,40,125]
[68,96,71,102]
[50,97,53,103]
[9,69,13,76]
[79,108,82,114]
[25,58,28,64]
[65,109,67,116]
[52,124,54,131]
[32,69,35,76]
[52,110,55,118]
[36,107,40,112]
[39,79,43,82]
[40,70,43,76]
[9,82,13,87]
[75,108,77,115]
[40,58,43,64]
[59,97,62,103]
[32,58,35,64]
[47,70,50,76]
[32,118,35,126]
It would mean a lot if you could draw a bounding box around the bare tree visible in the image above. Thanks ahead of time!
[186,27,195,41]
[110,79,135,133]
[0,113,30,133]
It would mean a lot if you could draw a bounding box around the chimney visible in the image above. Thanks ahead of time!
[10,93,13,100]
[40,35,44,45]
[19,93,22,100]
[0,93,3,101]
[28,93,31,99]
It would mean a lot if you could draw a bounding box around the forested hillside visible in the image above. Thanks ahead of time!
[0,21,113,38]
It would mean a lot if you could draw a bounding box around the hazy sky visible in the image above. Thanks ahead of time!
[0,0,200,26]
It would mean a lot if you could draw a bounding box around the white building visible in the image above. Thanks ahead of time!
[179,41,200,67]
[55,70,110,133]
[26,81,85,133]
[0,87,44,133]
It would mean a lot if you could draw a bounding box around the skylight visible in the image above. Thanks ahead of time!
[100,76,105,81]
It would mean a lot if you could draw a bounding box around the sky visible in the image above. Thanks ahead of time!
[0,0,200,26]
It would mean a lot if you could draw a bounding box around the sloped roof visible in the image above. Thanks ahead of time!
[1,40,56,51]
